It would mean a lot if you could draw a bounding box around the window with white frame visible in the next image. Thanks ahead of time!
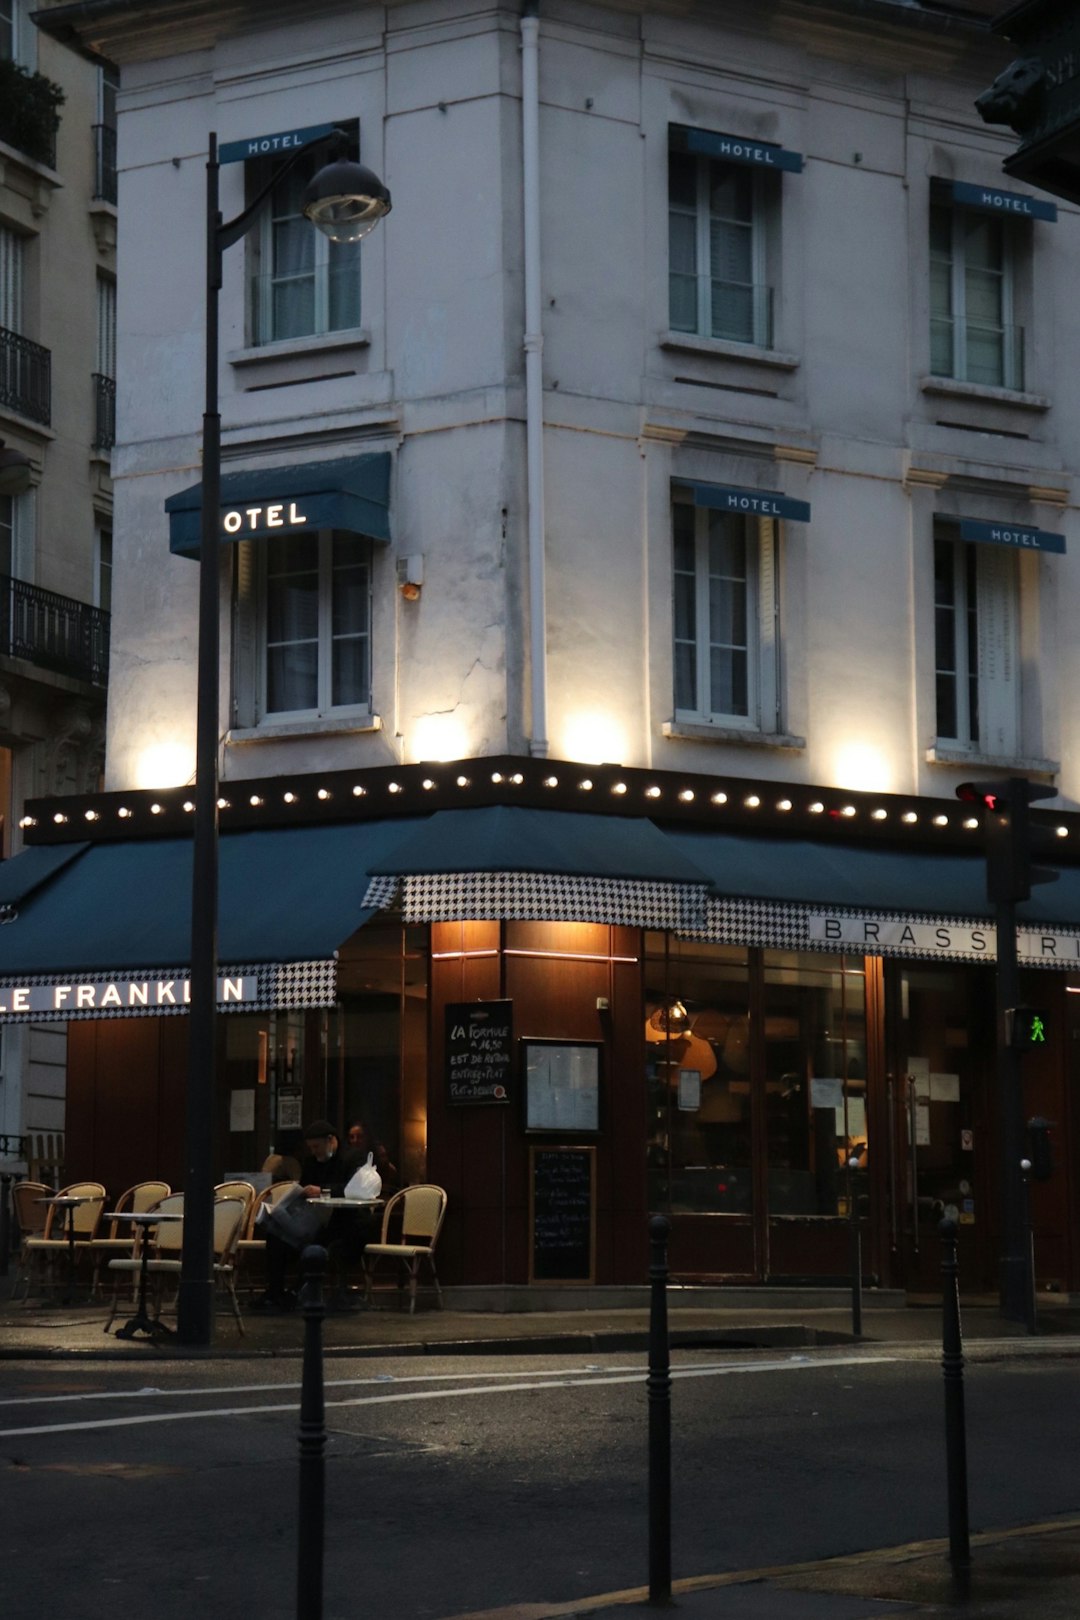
[934,531,1019,756]
[94,524,112,612]
[668,145,773,347]
[247,122,362,347]
[0,223,23,334]
[0,490,31,580]
[930,197,1024,391]
[673,495,779,730]
[234,530,372,724]
[1,0,34,67]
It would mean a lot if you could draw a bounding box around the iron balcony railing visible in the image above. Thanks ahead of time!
[93,123,117,204]
[92,372,116,451]
[0,326,51,427]
[0,575,109,687]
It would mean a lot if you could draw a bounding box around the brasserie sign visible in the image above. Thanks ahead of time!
[808,913,1080,966]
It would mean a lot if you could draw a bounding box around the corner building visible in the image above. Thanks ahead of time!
[18,0,1080,1296]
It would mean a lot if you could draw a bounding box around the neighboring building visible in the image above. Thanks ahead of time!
[16,0,1080,1295]
[0,0,111,1164]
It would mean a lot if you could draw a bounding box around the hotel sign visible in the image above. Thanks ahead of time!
[951,180,1057,222]
[674,480,811,524]
[218,124,338,165]
[222,501,309,535]
[808,913,1080,966]
[959,517,1065,555]
[0,975,256,1018]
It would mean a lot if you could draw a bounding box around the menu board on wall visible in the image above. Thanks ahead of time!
[524,1040,601,1133]
[445,1000,513,1105]
[529,1145,596,1283]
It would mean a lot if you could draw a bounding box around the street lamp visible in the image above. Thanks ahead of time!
[177,130,390,1346]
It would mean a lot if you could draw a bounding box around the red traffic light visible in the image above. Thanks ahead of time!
[956,782,1003,810]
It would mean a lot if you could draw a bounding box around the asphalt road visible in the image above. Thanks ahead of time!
[1,1344,1078,1619]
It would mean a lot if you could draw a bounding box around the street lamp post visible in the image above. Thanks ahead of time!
[176,130,389,1346]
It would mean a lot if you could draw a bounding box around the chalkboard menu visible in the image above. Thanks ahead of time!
[529,1145,596,1283]
[445,1000,513,1105]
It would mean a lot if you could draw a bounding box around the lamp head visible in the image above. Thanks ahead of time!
[301,157,391,242]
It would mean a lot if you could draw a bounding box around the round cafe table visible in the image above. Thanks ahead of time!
[108,1210,184,1339]
[309,1197,384,1308]
[36,1194,96,1305]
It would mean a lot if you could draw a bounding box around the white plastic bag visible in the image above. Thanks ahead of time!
[344,1151,382,1202]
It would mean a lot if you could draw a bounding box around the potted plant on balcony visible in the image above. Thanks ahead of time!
[0,61,64,170]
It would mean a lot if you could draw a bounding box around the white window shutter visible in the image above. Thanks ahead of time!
[96,277,116,379]
[975,546,1018,757]
[0,227,23,334]
[231,539,258,728]
[756,516,778,732]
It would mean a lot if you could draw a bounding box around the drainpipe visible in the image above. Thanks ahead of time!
[521,0,549,757]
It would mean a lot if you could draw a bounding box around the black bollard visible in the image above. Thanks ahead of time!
[939,1218,970,1587]
[297,1244,329,1620]
[647,1214,672,1607]
[847,1156,862,1337]
[1020,1159,1038,1337]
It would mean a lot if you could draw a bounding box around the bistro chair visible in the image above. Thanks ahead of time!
[10,1181,54,1301]
[363,1185,448,1314]
[89,1180,172,1298]
[139,1197,247,1333]
[261,1153,302,1184]
[20,1181,106,1300]
[214,1180,256,1217]
[104,1192,184,1332]
[234,1180,299,1295]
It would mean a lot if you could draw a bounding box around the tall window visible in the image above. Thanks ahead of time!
[0,494,13,576]
[0,1,13,62]
[248,123,362,347]
[259,531,371,719]
[95,525,112,612]
[930,200,1023,390]
[673,497,778,730]
[669,150,770,346]
[934,533,1018,756]
[0,491,30,579]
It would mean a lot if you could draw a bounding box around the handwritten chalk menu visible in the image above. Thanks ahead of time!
[529,1145,596,1283]
[445,1000,513,1105]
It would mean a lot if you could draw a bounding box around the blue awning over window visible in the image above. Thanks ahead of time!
[166,452,392,558]
[670,124,803,174]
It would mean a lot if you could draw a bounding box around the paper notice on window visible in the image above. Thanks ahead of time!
[908,1057,931,1098]
[678,1070,702,1111]
[810,1077,844,1110]
[229,1088,255,1133]
[915,1101,931,1146]
[930,1072,961,1103]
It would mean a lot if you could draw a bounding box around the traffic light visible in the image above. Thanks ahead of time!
[1005,1006,1048,1052]
[1027,1117,1054,1182]
[955,777,1059,903]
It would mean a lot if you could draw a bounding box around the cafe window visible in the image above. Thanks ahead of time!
[232,530,373,726]
[247,120,362,347]
[645,938,752,1215]
[763,953,867,1218]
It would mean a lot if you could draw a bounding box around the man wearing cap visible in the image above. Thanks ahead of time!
[254,1119,363,1310]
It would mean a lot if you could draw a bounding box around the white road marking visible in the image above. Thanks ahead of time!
[0,1354,895,1439]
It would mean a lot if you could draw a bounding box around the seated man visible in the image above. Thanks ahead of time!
[254,1118,365,1309]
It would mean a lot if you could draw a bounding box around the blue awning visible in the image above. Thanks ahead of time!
[166,452,392,558]
[0,820,416,978]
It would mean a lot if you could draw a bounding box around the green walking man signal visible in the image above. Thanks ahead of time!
[1006,1007,1048,1051]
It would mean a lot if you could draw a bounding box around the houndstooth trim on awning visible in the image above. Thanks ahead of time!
[0,959,338,1024]
[363,872,710,931]
[694,899,1080,969]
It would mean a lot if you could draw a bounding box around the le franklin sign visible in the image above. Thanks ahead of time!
[0,975,257,1019]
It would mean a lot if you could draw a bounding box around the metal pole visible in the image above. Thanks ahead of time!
[994,895,1027,1322]
[647,1213,672,1606]
[1021,1158,1037,1336]
[298,1244,328,1620]
[848,1155,862,1337]
[939,1218,970,1585]
[177,131,223,1347]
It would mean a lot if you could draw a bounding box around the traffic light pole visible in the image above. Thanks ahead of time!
[994,893,1029,1323]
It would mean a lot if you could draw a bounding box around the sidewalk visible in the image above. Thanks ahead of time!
[443,1514,1080,1618]
[2,1278,1080,1359]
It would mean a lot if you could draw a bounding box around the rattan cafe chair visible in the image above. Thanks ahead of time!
[363,1185,448,1314]
[142,1197,247,1333]
[21,1181,106,1299]
[90,1180,172,1298]
[10,1181,54,1301]
[234,1180,299,1295]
